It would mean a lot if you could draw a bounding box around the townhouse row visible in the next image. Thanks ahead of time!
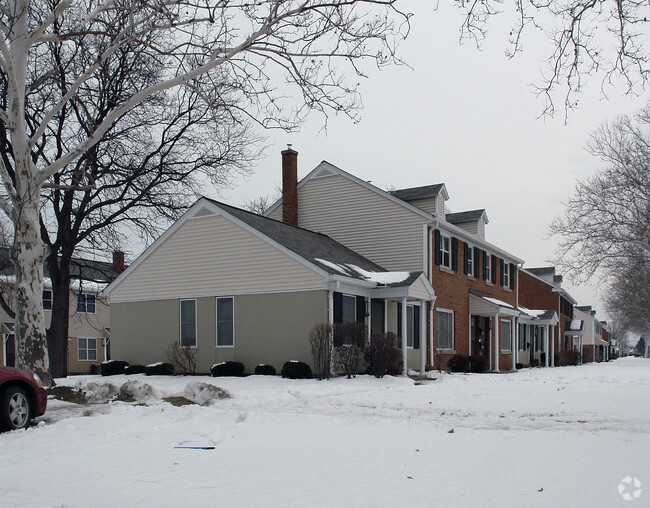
[0,149,614,374]
[99,148,612,375]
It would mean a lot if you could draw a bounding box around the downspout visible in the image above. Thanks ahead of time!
[401,296,408,376]
[327,281,340,376]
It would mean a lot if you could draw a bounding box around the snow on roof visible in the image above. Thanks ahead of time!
[481,296,515,309]
[0,275,106,293]
[314,259,411,285]
[569,319,583,331]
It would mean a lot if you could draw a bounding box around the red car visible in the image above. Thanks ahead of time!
[0,366,47,431]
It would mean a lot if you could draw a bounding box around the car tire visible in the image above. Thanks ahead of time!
[0,386,32,431]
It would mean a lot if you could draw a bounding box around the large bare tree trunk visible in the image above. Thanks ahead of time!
[12,201,52,386]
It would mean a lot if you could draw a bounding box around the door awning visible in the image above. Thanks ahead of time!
[469,290,520,317]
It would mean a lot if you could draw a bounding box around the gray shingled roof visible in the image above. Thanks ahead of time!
[446,209,486,224]
[206,198,421,284]
[390,184,444,202]
[0,247,122,284]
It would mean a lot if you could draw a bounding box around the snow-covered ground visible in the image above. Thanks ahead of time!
[1,358,649,507]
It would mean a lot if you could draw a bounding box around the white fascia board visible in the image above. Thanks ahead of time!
[104,198,210,298]
[265,160,435,222]
[432,218,524,265]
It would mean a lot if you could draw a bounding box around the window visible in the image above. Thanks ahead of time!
[76,293,96,313]
[484,254,492,282]
[407,305,414,348]
[535,327,545,352]
[500,320,512,351]
[503,262,510,288]
[342,294,356,323]
[180,299,197,347]
[43,290,52,311]
[436,309,454,350]
[78,338,97,361]
[467,247,473,275]
[518,323,527,351]
[440,234,451,269]
[216,297,234,347]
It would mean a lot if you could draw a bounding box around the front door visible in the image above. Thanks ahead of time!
[472,316,490,358]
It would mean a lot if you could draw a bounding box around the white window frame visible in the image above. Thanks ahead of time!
[43,290,52,311]
[466,245,474,276]
[76,293,96,314]
[500,319,512,352]
[216,296,235,348]
[436,308,454,350]
[503,262,511,288]
[78,337,98,361]
[179,299,197,348]
[440,234,451,269]
[485,253,492,282]
[341,294,357,323]
[3,333,14,367]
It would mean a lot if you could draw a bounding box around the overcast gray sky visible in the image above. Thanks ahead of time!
[216,1,647,320]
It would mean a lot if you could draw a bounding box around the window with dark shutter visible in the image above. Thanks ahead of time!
[491,256,497,284]
[483,251,489,281]
[473,248,481,278]
[463,243,470,275]
[509,263,516,290]
[500,258,505,286]
[451,238,458,272]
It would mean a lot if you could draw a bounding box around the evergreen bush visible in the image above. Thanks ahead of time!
[145,362,175,376]
[447,354,470,373]
[100,360,129,376]
[125,364,146,375]
[254,364,276,376]
[211,361,245,377]
[281,360,312,379]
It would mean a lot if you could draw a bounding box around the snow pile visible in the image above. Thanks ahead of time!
[183,381,231,405]
[119,380,157,401]
[79,381,119,403]
[2,358,649,508]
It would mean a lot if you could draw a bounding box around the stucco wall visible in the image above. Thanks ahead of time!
[111,290,329,374]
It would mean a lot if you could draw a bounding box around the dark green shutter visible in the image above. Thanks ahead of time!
[463,243,469,275]
[491,256,497,284]
[414,306,420,349]
[510,263,516,290]
[474,247,481,278]
[451,237,458,272]
[356,296,365,323]
[483,251,488,281]
[333,292,343,324]
[434,229,441,266]
[397,303,402,349]
[500,258,505,286]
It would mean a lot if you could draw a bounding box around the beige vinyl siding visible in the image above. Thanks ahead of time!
[452,221,479,236]
[404,197,437,215]
[111,291,328,373]
[110,213,323,303]
[285,174,426,271]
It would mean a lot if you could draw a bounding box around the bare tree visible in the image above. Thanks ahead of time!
[0,0,408,385]
[551,103,650,335]
[456,0,650,116]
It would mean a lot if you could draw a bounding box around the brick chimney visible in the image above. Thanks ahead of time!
[282,145,298,226]
[112,251,125,273]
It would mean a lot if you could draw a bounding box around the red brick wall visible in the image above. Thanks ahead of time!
[429,229,518,372]
[518,270,571,361]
